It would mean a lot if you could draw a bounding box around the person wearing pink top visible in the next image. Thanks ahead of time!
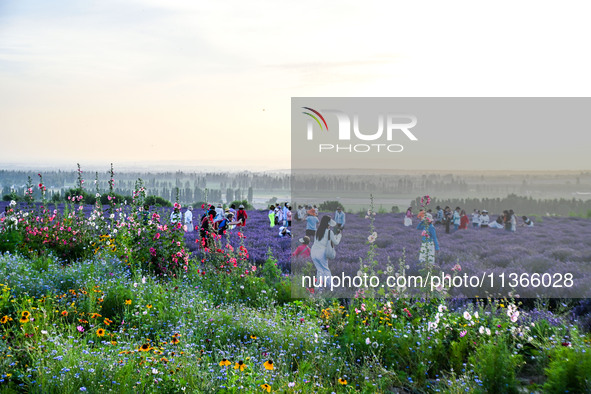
[292,236,311,258]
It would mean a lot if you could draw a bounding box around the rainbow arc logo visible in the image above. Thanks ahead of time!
[302,107,328,132]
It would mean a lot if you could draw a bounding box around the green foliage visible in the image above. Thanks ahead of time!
[318,200,344,212]
[144,195,172,207]
[2,192,21,202]
[0,229,22,253]
[543,346,591,393]
[391,205,400,213]
[469,339,522,394]
[229,199,253,210]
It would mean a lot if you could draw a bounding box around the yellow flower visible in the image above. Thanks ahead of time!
[96,328,105,337]
[250,335,257,339]
[19,316,29,324]
[338,378,347,385]
[260,383,271,392]
[125,299,132,305]
[146,304,153,309]
[234,360,246,371]
[219,358,231,367]
[138,343,151,352]
[171,337,180,345]
[21,311,31,318]
[263,360,274,370]
[1,316,9,324]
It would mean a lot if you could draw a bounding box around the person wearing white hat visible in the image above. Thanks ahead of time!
[479,210,490,228]
[292,236,311,258]
[311,215,342,289]
[278,226,291,238]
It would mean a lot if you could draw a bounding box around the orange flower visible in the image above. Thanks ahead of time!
[104,318,113,326]
[219,358,231,367]
[260,383,271,392]
[61,311,68,317]
[90,313,101,319]
[146,304,153,309]
[338,378,347,385]
[96,328,105,337]
[263,360,274,370]
[124,299,132,305]
[171,337,180,345]
[0,316,9,324]
[234,360,246,371]
[138,343,151,352]
[21,311,31,318]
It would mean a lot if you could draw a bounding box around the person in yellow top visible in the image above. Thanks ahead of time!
[268,205,276,228]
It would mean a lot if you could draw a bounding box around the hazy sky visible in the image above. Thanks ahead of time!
[1,1,591,171]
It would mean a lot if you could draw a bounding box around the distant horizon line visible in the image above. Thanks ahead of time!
[1,161,590,174]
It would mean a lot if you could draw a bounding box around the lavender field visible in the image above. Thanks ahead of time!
[188,207,591,297]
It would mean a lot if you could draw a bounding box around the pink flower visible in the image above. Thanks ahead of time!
[460,330,467,337]
[77,326,84,332]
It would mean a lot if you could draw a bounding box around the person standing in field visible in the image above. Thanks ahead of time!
[459,209,469,230]
[404,207,413,227]
[452,207,461,231]
[305,208,319,239]
[334,206,346,230]
[236,204,248,226]
[435,206,444,225]
[417,213,440,265]
[417,208,425,221]
[444,206,452,234]
[311,216,342,289]
[268,205,276,228]
[510,209,517,232]
[472,209,481,228]
[479,210,490,228]
[503,210,512,231]
[184,206,193,232]
[286,206,293,227]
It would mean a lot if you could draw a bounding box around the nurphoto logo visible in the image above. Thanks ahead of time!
[302,107,418,153]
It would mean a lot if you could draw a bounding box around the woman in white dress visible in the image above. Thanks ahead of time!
[184,206,193,232]
[311,216,342,289]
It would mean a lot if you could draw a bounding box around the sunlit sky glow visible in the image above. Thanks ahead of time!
[1,1,591,171]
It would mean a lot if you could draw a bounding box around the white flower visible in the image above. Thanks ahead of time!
[438,304,447,313]
[479,326,484,334]
[428,322,438,330]
[41,330,48,335]
[463,311,472,320]
[9,200,16,207]
[142,276,146,284]
[367,235,376,243]
[365,337,371,345]
[474,311,479,319]
[486,328,491,336]
[152,368,158,375]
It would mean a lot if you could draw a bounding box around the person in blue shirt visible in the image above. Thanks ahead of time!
[334,206,346,230]
[417,213,440,265]
[305,208,319,239]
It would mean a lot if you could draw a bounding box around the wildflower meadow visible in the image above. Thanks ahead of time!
[1,172,591,393]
